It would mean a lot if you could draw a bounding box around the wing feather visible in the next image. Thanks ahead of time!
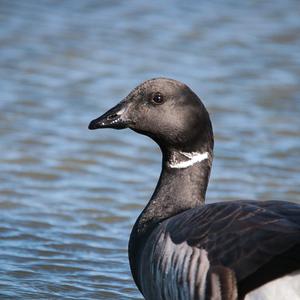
[166,200,300,296]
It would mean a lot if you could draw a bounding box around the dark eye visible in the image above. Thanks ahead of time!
[152,93,164,104]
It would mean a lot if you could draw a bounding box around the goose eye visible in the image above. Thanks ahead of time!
[152,93,164,104]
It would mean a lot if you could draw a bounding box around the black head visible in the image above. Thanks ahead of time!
[89,78,213,153]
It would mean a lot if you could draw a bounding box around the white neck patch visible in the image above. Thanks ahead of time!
[168,151,209,169]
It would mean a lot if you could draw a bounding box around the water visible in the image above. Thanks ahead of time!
[0,0,300,299]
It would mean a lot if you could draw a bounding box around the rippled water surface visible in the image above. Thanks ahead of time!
[1,0,300,299]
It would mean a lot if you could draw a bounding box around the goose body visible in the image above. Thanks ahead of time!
[89,78,300,299]
[135,201,300,299]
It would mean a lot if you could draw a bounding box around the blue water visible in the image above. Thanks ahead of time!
[0,0,300,299]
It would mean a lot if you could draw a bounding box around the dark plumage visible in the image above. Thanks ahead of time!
[89,78,300,300]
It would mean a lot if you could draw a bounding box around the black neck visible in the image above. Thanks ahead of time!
[128,148,213,290]
[135,149,212,236]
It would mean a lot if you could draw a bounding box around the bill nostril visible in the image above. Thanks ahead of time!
[107,113,119,120]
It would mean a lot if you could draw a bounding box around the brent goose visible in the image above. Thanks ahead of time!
[88,78,300,300]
